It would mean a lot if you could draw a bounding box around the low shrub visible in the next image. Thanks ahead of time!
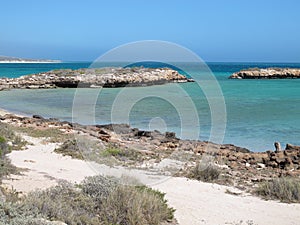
[101,146,142,163]
[23,182,100,225]
[100,185,175,225]
[80,175,119,203]
[0,200,49,225]
[0,123,17,145]
[0,136,7,158]
[255,177,300,203]
[0,134,18,181]
[101,146,123,157]
[0,175,175,225]
[189,156,220,182]
[54,139,83,159]
[0,158,18,181]
[0,122,26,150]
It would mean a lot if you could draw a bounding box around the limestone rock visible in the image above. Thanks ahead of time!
[229,68,300,79]
[0,67,193,90]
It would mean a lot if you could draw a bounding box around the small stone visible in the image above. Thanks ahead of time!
[274,142,281,152]
[257,163,266,169]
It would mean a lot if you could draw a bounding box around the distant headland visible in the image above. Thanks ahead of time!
[0,55,61,63]
[229,67,300,79]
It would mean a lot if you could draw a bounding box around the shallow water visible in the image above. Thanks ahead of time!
[0,62,299,151]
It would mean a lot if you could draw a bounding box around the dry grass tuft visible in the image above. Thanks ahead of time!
[189,156,221,182]
[255,177,300,203]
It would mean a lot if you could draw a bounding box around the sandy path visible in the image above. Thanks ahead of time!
[3,135,300,225]
[3,136,98,192]
[154,178,300,225]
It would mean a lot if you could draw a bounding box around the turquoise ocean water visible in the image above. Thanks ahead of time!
[0,62,299,152]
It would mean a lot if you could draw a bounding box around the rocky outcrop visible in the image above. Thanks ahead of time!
[1,114,300,175]
[0,67,193,90]
[1,113,300,190]
[229,68,300,79]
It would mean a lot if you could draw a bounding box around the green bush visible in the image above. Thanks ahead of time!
[23,182,100,225]
[0,136,7,158]
[0,134,18,181]
[0,158,18,181]
[101,146,123,157]
[0,123,16,142]
[80,175,119,203]
[0,200,49,225]
[18,175,174,225]
[100,185,175,225]
[255,177,300,203]
[0,137,5,144]
[0,122,26,150]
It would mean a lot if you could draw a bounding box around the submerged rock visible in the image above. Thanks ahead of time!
[229,67,300,79]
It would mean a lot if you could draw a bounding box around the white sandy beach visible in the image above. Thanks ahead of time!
[0,109,10,116]
[0,109,25,117]
[2,129,300,225]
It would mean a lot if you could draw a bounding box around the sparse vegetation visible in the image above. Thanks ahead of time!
[80,175,119,203]
[0,200,57,225]
[189,156,221,182]
[0,175,175,225]
[101,145,143,163]
[0,122,22,181]
[54,138,143,167]
[54,139,83,159]
[255,177,300,203]
[101,145,123,157]
[23,182,100,224]
[0,122,26,150]
[100,185,175,225]
[15,126,71,143]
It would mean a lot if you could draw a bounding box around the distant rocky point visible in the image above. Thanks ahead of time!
[0,55,61,63]
[0,67,193,90]
[229,67,300,79]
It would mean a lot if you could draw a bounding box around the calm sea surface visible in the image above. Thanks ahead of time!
[0,62,299,152]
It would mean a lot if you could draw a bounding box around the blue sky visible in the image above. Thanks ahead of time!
[1,0,300,62]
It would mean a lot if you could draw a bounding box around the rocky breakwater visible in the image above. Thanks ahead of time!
[229,67,300,79]
[0,67,193,90]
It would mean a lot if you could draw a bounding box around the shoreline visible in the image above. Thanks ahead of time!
[1,110,300,181]
[0,107,28,118]
[1,109,300,224]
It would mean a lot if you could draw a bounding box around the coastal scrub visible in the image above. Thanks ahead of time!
[255,177,300,203]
